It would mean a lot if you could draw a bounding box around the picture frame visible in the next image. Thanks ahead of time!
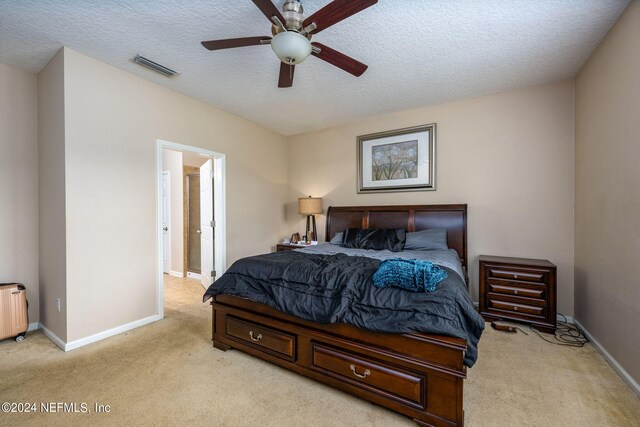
[357,123,436,193]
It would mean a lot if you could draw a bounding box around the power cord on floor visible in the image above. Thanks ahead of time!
[529,313,588,347]
[491,321,528,335]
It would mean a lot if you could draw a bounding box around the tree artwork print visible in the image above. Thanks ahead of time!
[371,140,418,181]
[357,123,435,193]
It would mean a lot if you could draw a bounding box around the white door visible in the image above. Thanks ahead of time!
[162,171,171,274]
[200,159,214,287]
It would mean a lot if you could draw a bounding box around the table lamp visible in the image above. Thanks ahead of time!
[298,196,322,243]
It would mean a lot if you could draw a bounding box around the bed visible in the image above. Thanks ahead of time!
[205,204,482,427]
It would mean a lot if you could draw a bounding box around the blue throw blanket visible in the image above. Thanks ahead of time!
[373,259,448,292]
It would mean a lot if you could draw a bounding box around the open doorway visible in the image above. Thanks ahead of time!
[184,164,202,280]
[183,152,216,288]
[156,140,226,319]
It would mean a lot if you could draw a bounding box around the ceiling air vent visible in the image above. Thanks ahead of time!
[132,54,178,78]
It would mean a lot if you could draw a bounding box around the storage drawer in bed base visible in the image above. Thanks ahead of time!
[224,315,296,361]
[212,297,467,427]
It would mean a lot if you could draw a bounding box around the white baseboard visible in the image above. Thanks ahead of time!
[573,318,640,399]
[187,271,201,280]
[27,322,39,332]
[169,270,184,278]
[64,314,161,351]
[39,315,161,352]
[39,323,66,351]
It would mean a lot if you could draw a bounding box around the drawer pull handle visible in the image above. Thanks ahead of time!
[249,331,263,342]
[514,290,519,295]
[350,364,370,379]
[514,274,519,279]
[514,306,519,311]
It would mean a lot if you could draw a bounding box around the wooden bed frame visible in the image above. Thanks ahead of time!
[211,204,469,427]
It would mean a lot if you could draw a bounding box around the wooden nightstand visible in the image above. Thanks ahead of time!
[276,243,304,252]
[479,255,557,334]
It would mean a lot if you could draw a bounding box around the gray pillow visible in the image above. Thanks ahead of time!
[329,232,343,245]
[404,229,448,251]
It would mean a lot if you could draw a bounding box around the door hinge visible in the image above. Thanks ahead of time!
[210,220,216,227]
[211,270,216,279]
[210,171,214,179]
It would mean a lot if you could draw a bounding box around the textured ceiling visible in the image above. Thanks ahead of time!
[0,0,630,135]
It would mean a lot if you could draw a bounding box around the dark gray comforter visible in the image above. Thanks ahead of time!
[203,251,484,367]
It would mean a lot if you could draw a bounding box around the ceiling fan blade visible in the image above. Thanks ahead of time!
[251,0,286,27]
[311,42,368,77]
[201,36,271,51]
[303,0,377,34]
[278,62,295,88]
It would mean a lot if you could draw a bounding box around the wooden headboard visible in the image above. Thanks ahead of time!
[325,204,468,267]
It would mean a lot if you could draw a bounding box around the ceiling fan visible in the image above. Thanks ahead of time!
[201,0,378,88]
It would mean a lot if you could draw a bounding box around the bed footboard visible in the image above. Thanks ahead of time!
[212,295,466,427]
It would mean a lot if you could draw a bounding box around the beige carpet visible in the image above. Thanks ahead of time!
[1,275,638,427]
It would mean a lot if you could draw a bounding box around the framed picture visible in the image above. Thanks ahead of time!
[357,123,436,193]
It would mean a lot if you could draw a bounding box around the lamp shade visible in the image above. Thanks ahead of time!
[298,197,322,215]
[271,31,312,64]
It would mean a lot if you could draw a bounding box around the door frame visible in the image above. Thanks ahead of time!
[161,171,171,274]
[156,139,227,319]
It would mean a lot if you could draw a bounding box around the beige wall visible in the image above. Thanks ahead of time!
[61,48,288,342]
[0,63,39,324]
[287,80,575,312]
[575,0,640,384]
[37,50,68,340]
[162,149,184,275]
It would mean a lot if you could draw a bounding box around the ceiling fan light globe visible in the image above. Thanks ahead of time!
[271,31,312,64]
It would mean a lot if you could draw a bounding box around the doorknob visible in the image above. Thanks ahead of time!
[163,227,168,231]
[196,230,201,234]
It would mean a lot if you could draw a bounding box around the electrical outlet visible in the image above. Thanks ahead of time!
[56,298,61,312]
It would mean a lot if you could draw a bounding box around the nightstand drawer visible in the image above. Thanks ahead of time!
[488,267,547,283]
[276,244,302,252]
[488,281,545,300]
[488,298,545,317]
